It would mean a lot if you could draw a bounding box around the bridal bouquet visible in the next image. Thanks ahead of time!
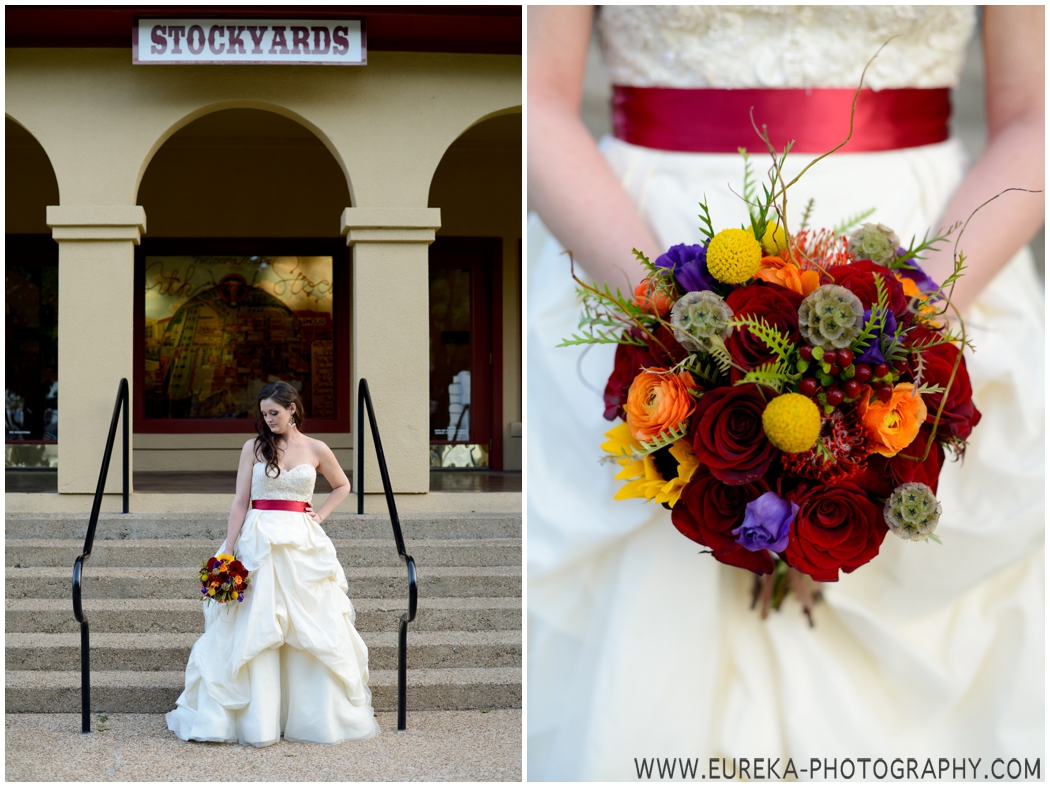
[562,144,980,606]
[199,553,251,604]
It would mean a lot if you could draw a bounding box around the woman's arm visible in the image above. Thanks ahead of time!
[225,441,256,553]
[528,6,659,288]
[922,6,1045,311]
[308,443,351,524]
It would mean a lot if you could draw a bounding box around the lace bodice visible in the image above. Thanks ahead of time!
[597,6,977,90]
[251,461,316,503]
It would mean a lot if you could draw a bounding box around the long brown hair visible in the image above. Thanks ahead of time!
[254,381,305,477]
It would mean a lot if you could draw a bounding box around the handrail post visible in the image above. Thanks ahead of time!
[74,377,131,734]
[355,378,417,731]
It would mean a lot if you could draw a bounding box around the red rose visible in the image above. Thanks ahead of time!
[847,455,894,499]
[887,424,945,493]
[917,341,981,441]
[643,322,690,367]
[603,335,661,421]
[690,383,777,484]
[725,282,804,382]
[784,482,887,581]
[672,467,773,574]
[830,260,909,320]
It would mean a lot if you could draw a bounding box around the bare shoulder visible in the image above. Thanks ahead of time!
[305,435,336,462]
[241,438,261,464]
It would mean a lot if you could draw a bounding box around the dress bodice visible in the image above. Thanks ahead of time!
[251,461,316,503]
[597,6,977,90]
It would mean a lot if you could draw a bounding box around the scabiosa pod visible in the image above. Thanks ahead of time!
[884,481,942,541]
[670,290,733,353]
[798,284,864,350]
[848,223,901,267]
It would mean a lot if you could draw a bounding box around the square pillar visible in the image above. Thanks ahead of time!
[47,206,145,495]
[342,207,441,495]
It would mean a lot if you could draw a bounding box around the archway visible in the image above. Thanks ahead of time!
[134,108,353,467]
[427,111,522,471]
[5,117,60,472]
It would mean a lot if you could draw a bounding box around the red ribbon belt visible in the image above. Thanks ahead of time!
[611,86,951,153]
[252,499,308,512]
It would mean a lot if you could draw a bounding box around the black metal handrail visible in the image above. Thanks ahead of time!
[72,378,130,734]
[356,378,418,731]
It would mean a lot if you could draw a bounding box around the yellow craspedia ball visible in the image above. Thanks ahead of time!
[762,393,822,454]
[706,228,763,284]
[761,222,788,255]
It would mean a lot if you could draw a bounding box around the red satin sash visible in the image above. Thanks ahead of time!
[611,86,951,153]
[252,499,308,512]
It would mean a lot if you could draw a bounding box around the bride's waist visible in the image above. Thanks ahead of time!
[611,86,951,154]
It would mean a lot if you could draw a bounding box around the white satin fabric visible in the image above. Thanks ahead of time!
[526,136,1045,779]
[167,463,379,746]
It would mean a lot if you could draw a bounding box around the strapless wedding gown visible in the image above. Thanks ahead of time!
[528,6,1043,780]
[166,462,380,746]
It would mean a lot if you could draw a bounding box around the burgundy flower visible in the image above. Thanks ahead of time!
[784,482,887,581]
[690,383,777,485]
[830,260,910,321]
[917,341,981,441]
[672,467,773,574]
[725,282,804,382]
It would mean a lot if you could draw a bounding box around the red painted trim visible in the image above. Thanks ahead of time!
[134,237,350,435]
[7,7,520,53]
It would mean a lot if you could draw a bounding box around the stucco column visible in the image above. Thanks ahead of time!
[342,207,441,495]
[47,206,145,494]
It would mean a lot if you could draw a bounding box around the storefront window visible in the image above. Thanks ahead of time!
[143,253,335,420]
[5,236,59,466]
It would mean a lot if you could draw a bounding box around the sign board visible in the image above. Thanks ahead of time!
[133,19,366,65]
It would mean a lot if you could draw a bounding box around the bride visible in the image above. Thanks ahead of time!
[527,6,1043,780]
[167,381,380,746]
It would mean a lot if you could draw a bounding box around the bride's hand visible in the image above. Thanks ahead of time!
[305,504,323,524]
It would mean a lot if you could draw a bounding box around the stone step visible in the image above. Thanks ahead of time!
[8,566,521,600]
[6,631,521,672]
[6,597,521,634]
[5,667,522,712]
[4,512,521,541]
[6,538,521,569]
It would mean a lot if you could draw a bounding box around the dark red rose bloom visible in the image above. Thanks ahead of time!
[643,323,690,367]
[725,282,804,382]
[847,455,894,499]
[916,341,981,441]
[887,424,945,493]
[690,383,777,484]
[672,467,773,574]
[783,482,887,582]
[603,337,661,421]
[830,260,910,321]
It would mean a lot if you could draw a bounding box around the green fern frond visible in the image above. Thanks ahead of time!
[737,360,799,393]
[557,329,646,348]
[705,335,736,374]
[730,315,794,363]
[625,421,691,460]
[800,198,816,231]
[832,207,876,235]
[697,196,716,242]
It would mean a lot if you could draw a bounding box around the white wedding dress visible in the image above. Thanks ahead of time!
[527,6,1043,780]
[166,462,380,746]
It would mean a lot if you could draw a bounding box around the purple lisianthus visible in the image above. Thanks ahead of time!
[895,249,939,295]
[855,307,897,366]
[732,491,797,553]
[655,243,715,293]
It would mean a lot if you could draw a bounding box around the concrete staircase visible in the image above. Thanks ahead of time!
[5,511,521,714]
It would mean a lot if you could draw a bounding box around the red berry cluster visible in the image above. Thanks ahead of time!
[796,346,904,408]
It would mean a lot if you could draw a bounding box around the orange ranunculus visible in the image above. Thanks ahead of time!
[858,383,929,458]
[754,256,821,296]
[633,278,675,316]
[625,369,696,443]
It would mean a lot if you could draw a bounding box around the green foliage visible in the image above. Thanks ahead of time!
[621,421,691,461]
[799,198,816,231]
[731,314,794,364]
[832,207,876,235]
[557,280,654,348]
[898,223,960,263]
[673,354,727,389]
[697,196,716,242]
[737,359,799,393]
[814,439,836,464]
[705,335,736,375]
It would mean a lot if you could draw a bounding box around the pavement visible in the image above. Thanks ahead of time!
[5,709,521,782]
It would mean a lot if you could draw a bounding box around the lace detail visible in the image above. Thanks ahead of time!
[597,6,976,90]
[251,461,316,503]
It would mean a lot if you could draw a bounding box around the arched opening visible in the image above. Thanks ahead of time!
[6,117,60,474]
[134,108,352,469]
[427,110,522,472]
